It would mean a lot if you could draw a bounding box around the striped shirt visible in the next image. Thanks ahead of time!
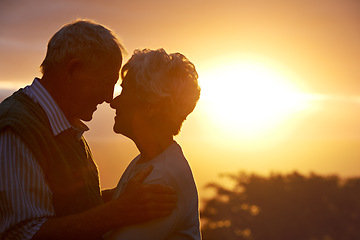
[0,78,89,239]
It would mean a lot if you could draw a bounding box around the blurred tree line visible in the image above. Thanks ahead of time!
[200,172,360,240]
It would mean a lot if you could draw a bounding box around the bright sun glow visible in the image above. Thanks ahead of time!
[198,55,311,140]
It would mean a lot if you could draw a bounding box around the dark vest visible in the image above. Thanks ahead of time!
[0,90,103,217]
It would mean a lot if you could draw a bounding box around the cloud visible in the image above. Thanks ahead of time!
[0,37,44,51]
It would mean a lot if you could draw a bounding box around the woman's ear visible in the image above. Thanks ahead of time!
[146,99,172,119]
[146,101,162,117]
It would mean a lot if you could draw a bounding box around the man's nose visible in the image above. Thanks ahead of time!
[104,88,115,103]
[110,95,120,109]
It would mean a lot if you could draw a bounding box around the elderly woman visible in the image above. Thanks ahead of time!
[106,48,201,239]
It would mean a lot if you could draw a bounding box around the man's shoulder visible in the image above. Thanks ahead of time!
[0,90,48,133]
[0,90,32,114]
[1,89,44,117]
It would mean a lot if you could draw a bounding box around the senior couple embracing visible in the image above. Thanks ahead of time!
[0,19,201,240]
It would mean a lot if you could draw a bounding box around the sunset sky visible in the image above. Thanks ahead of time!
[1,0,360,201]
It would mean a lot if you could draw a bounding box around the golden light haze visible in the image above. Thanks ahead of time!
[199,54,311,139]
[1,0,360,200]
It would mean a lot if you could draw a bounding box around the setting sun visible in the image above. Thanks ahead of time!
[198,55,311,140]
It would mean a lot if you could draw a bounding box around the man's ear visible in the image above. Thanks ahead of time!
[65,58,82,80]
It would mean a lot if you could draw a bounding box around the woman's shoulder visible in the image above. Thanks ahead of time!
[152,142,191,174]
[151,142,197,189]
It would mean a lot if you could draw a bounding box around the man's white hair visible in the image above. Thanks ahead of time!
[121,48,200,135]
[40,19,125,73]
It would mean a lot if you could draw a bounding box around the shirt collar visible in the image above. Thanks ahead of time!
[23,78,89,138]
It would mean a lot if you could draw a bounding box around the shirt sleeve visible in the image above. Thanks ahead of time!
[0,129,55,239]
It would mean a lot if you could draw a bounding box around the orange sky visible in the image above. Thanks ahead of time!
[1,0,360,201]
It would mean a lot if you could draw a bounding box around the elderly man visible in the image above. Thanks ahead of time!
[0,19,176,240]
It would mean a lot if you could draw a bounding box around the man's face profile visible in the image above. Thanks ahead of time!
[66,59,120,122]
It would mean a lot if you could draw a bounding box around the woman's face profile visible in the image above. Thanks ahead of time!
[111,79,147,137]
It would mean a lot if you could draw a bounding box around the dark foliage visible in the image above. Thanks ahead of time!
[201,172,360,240]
